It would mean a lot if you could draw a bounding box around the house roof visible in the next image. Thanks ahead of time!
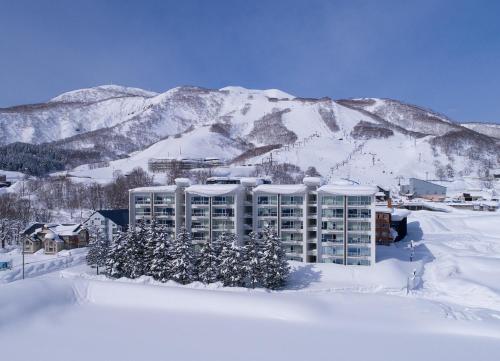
[94,209,129,228]
[20,222,45,236]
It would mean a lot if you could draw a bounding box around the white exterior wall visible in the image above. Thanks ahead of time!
[129,182,376,266]
[84,213,120,242]
[252,189,308,262]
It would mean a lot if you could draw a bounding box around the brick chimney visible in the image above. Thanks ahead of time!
[387,198,393,208]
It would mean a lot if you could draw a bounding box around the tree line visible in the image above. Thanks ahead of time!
[87,222,290,290]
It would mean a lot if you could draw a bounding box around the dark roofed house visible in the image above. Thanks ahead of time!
[83,209,129,242]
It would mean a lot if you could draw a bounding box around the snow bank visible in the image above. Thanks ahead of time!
[0,278,78,326]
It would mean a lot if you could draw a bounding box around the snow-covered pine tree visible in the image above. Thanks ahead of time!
[87,228,111,275]
[170,227,195,285]
[260,226,290,290]
[143,219,159,276]
[126,220,147,278]
[244,231,263,288]
[197,239,220,284]
[106,230,128,278]
[219,233,246,287]
[150,224,173,282]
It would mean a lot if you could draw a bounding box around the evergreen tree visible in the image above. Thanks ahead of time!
[260,226,290,290]
[126,221,147,278]
[244,232,263,288]
[143,219,159,276]
[219,233,246,287]
[105,230,128,278]
[170,227,195,285]
[197,239,220,284]
[150,224,173,282]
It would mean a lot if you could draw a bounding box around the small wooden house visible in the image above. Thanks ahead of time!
[21,223,89,254]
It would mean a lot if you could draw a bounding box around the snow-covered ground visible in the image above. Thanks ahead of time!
[1,209,500,360]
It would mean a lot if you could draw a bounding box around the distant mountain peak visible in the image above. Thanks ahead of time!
[49,84,158,103]
[219,86,295,99]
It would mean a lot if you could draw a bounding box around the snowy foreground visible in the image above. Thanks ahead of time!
[2,209,500,361]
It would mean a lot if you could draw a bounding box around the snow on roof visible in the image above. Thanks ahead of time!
[174,178,191,187]
[253,184,307,194]
[375,207,411,221]
[302,177,322,187]
[318,183,377,196]
[50,224,81,236]
[186,184,242,196]
[129,185,177,193]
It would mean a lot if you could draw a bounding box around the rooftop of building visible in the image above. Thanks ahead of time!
[185,184,242,196]
[375,206,411,221]
[252,184,308,194]
[318,181,378,196]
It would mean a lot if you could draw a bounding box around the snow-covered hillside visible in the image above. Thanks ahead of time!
[1,85,499,185]
[461,122,500,139]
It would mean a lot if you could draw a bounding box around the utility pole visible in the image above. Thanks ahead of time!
[22,237,25,280]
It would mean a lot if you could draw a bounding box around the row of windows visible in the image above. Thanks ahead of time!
[257,195,304,205]
[192,208,235,217]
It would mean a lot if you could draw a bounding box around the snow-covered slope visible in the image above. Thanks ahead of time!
[461,122,500,139]
[1,85,499,184]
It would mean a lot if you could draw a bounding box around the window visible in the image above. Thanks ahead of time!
[348,209,371,219]
[192,208,208,217]
[212,219,234,230]
[347,196,371,206]
[154,195,175,204]
[191,196,209,205]
[135,196,151,205]
[348,221,371,231]
[347,246,371,257]
[281,208,302,217]
[321,233,343,243]
[346,258,371,266]
[321,195,344,205]
[281,195,303,205]
[257,196,278,205]
[321,221,343,231]
[321,246,344,256]
[258,207,277,217]
[192,232,207,241]
[158,219,175,228]
[321,208,343,218]
[135,207,151,216]
[308,194,317,204]
[348,234,371,244]
[281,220,303,229]
[282,233,302,242]
[212,208,234,217]
[258,219,277,229]
[213,196,234,205]
[154,207,175,216]
[191,220,209,229]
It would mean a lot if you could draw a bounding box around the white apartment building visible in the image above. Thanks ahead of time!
[128,179,190,238]
[129,177,377,265]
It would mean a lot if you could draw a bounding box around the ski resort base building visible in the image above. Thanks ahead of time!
[129,177,377,266]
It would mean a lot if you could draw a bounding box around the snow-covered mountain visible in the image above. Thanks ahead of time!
[1,85,499,185]
[461,122,500,140]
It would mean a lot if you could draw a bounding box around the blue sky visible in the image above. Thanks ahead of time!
[1,0,499,122]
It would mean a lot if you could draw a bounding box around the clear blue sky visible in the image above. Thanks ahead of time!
[1,0,499,122]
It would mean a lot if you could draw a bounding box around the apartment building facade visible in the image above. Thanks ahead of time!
[129,177,377,265]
